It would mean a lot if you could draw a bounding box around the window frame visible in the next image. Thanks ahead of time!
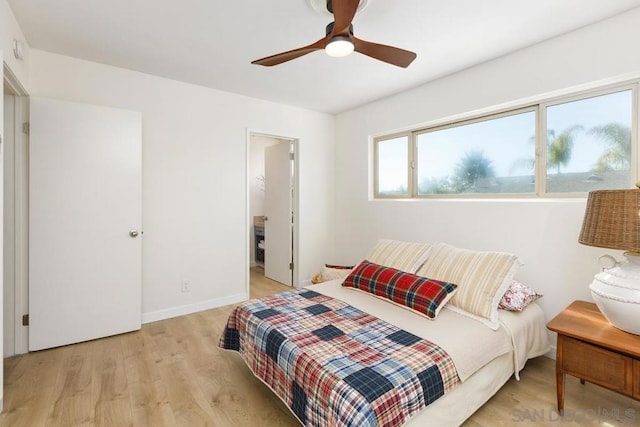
[372,81,639,199]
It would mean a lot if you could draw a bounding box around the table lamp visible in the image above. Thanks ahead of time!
[578,187,640,335]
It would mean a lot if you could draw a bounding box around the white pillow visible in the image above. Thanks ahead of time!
[318,266,352,282]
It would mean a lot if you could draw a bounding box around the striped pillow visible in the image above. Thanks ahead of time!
[365,239,432,273]
[342,260,457,320]
[416,243,521,330]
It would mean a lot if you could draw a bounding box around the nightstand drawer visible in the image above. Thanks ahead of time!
[561,336,633,394]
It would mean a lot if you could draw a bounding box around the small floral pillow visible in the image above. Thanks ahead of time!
[499,280,542,311]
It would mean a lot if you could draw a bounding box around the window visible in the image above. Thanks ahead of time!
[416,110,535,195]
[375,135,410,197]
[544,90,633,193]
[373,84,636,198]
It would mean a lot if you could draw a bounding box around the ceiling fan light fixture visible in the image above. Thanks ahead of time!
[325,36,354,57]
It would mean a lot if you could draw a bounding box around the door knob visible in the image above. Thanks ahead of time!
[264,216,268,221]
[129,230,139,238]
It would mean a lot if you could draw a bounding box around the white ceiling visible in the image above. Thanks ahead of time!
[8,0,640,114]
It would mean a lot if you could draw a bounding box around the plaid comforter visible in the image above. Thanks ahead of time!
[219,289,460,426]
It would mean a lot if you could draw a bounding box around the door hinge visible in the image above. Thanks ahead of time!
[289,262,294,271]
[22,314,29,326]
[290,152,294,161]
[22,122,30,135]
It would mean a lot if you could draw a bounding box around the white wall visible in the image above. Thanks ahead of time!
[334,8,640,334]
[28,50,335,321]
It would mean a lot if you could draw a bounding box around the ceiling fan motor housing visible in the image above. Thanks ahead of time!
[325,22,354,36]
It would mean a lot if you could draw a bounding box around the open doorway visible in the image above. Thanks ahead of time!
[248,132,298,292]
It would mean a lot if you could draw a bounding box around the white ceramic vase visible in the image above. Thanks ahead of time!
[590,252,640,335]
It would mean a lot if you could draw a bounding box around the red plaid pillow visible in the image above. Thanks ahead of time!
[342,260,458,320]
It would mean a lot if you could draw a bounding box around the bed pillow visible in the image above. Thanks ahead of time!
[499,280,543,311]
[342,260,457,320]
[325,263,355,269]
[318,266,353,282]
[365,239,432,273]
[416,243,521,330]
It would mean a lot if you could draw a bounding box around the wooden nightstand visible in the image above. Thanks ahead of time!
[547,301,640,414]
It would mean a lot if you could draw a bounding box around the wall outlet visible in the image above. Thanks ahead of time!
[181,279,190,293]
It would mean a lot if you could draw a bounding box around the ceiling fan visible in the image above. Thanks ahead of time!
[251,0,417,68]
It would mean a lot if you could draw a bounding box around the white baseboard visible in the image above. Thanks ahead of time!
[301,279,313,287]
[142,293,248,324]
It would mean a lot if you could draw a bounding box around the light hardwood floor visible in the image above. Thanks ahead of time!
[1,267,639,426]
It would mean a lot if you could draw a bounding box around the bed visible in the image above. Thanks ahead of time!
[220,241,550,426]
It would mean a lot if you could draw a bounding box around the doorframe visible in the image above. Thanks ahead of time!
[3,63,29,356]
[245,129,300,296]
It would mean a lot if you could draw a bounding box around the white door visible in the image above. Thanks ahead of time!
[264,142,292,286]
[29,97,142,351]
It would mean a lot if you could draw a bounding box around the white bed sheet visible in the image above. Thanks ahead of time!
[406,305,551,426]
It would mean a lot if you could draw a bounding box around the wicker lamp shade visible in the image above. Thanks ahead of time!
[579,189,640,253]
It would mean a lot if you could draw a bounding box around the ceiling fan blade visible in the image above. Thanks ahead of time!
[353,37,417,68]
[252,37,329,66]
[332,0,360,35]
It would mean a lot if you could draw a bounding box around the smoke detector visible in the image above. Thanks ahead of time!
[306,0,370,16]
